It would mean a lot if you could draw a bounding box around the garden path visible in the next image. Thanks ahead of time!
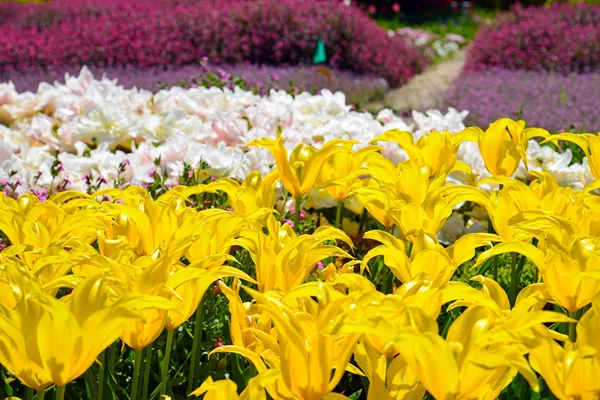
[367,49,466,113]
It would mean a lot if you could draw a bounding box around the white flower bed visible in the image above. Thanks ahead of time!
[0,67,592,198]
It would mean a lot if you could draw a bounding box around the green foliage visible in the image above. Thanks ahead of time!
[377,7,498,40]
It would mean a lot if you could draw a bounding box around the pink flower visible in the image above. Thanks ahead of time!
[284,219,294,228]
[316,261,324,270]
[392,3,400,13]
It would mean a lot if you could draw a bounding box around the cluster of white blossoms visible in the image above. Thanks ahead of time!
[0,67,593,202]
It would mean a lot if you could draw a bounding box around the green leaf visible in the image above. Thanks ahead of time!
[83,369,98,400]
[349,389,363,400]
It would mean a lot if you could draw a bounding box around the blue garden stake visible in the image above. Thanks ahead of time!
[313,38,326,64]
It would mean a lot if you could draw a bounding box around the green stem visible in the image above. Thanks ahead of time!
[55,386,65,400]
[187,298,205,393]
[293,196,302,230]
[97,350,105,400]
[161,330,174,397]
[509,253,518,307]
[36,389,45,400]
[279,189,290,221]
[25,387,33,400]
[383,269,394,295]
[358,209,368,234]
[130,349,143,400]
[568,310,579,342]
[335,200,343,229]
[142,344,153,400]
[493,256,498,282]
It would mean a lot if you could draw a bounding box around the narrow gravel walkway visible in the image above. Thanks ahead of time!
[367,49,466,113]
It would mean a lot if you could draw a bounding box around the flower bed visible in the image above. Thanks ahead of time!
[0,64,390,106]
[465,3,600,73]
[1,71,600,400]
[0,0,426,87]
[444,69,600,132]
[0,67,592,201]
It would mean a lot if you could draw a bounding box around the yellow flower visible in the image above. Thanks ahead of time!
[371,129,472,177]
[249,137,353,199]
[362,229,500,285]
[474,233,600,313]
[190,372,281,400]
[0,269,172,390]
[206,170,279,215]
[529,295,600,400]
[543,132,600,179]
[212,286,360,400]
[0,191,105,251]
[465,118,549,177]
[236,214,353,293]
[320,145,381,201]
[395,306,540,400]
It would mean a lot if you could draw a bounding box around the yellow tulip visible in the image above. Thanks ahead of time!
[543,132,600,179]
[206,170,279,215]
[236,214,353,293]
[96,187,200,258]
[465,118,549,177]
[0,191,106,251]
[352,158,491,238]
[475,233,600,313]
[190,371,280,400]
[529,297,600,400]
[352,339,425,400]
[0,269,173,390]
[362,230,500,285]
[212,286,360,400]
[164,255,256,331]
[249,137,353,199]
[394,306,540,400]
[320,145,382,201]
[371,129,472,177]
[448,275,572,343]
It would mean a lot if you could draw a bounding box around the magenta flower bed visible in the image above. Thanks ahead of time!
[444,69,600,132]
[465,3,600,73]
[0,0,426,87]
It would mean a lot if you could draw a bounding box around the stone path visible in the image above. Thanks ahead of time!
[366,49,466,113]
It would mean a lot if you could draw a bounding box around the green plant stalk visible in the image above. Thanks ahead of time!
[383,269,394,295]
[509,253,518,307]
[142,344,153,400]
[187,299,205,393]
[25,387,33,400]
[279,189,290,221]
[55,386,65,400]
[160,330,174,396]
[568,310,579,342]
[36,389,45,400]
[294,196,302,230]
[97,350,105,400]
[358,209,368,234]
[335,200,344,229]
[131,349,143,400]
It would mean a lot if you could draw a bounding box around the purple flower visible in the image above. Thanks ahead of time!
[466,3,600,74]
[0,0,426,88]
[443,69,600,132]
[33,187,48,202]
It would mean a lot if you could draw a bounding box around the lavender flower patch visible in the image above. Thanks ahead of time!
[443,69,600,132]
[1,64,389,105]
